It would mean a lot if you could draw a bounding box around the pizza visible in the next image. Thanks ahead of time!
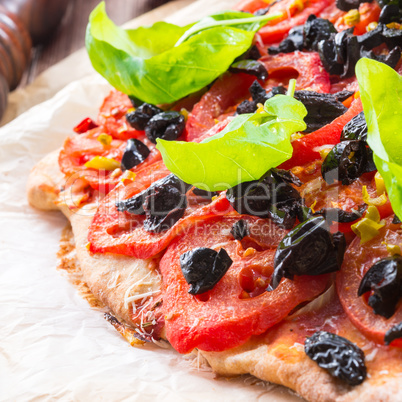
[27,0,402,400]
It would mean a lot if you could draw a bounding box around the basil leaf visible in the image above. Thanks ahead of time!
[356,58,402,218]
[86,3,278,105]
[156,95,307,191]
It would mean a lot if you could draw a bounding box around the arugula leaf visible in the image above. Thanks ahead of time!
[156,95,307,191]
[86,3,280,105]
[356,58,402,219]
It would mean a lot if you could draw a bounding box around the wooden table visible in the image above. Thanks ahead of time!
[23,0,172,85]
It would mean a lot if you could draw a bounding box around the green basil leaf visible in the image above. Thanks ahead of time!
[156,95,307,191]
[86,3,277,105]
[356,58,402,219]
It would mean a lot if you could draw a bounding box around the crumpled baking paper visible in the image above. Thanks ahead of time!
[0,0,302,400]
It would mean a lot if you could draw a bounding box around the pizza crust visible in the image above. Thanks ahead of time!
[27,152,402,402]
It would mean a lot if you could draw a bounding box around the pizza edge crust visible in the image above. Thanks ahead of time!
[27,152,402,402]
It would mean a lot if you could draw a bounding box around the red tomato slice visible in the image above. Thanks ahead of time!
[261,52,331,93]
[97,90,144,140]
[233,0,271,13]
[256,0,335,44]
[88,165,233,258]
[335,3,381,36]
[337,217,402,347]
[160,214,330,353]
[59,127,160,193]
[185,73,256,142]
[280,98,362,169]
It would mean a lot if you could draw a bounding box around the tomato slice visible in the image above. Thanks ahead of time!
[185,72,256,142]
[233,0,270,13]
[337,217,402,347]
[97,90,144,140]
[261,52,331,93]
[160,214,330,353]
[88,165,233,258]
[59,127,160,193]
[335,3,381,36]
[280,98,362,170]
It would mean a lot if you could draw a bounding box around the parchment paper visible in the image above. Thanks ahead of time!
[0,1,302,400]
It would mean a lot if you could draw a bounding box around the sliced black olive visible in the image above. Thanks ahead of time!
[269,216,346,290]
[314,204,367,223]
[305,331,367,386]
[294,90,347,133]
[192,187,219,200]
[226,168,303,228]
[143,184,187,233]
[360,46,402,70]
[357,24,384,50]
[116,174,190,215]
[358,256,402,319]
[229,60,268,81]
[126,103,162,131]
[180,247,233,295]
[393,214,402,224]
[382,25,402,49]
[249,80,269,104]
[253,6,270,16]
[333,90,354,103]
[236,100,258,115]
[268,25,304,54]
[241,44,261,61]
[230,219,249,241]
[321,140,368,185]
[271,168,302,187]
[341,112,368,142]
[341,34,360,78]
[336,0,373,12]
[128,95,143,108]
[303,15,337,51]
[317,36,344,76]
[145,111,185,143]
[379,5,402,24]
[121,139,150,171]
[385,322,402,345]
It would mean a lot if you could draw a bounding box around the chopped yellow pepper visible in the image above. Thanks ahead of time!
[97,133,113,146]
[374,171,386,196]
[180,108,189,121]
[386,243,402,256]
[351,205,385,244]
[362,185,387,207]
[120,170,137,184]
[84,156,120,171]
[344,10,360,26]
[366,22,378,32]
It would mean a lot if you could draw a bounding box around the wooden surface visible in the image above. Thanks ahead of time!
[21,0,172,86]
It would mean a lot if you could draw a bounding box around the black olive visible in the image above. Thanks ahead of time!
[253,6,270,15]
[379,5,402,24]
[341,112,367,142]
[382,25,402,49]
[230,219,249,241]
[192,187,219,200]
[294,90,347,133]
[357,24,384,50]
[236,100,258,115]
[393,214,402,224]
[128,95,143,108]
[333,90,354,103]
[145,111,185,143]
[143,184,187,233]
[314,204,367,223]
[360,46,402,69]
[358,256,402,319]
[242,45,261,61]
[180,247,233,295]
[236,81,282,115]
[303,15,337,51]
[321,140,369,185]
[249,80,269,104]
[385,322,402,345]
[317,37,344,76]
[226,168,303,228]
[336,0,373,12]
[116,174,190,215]
[268,25,305,54]
[341,35,361,78]
[268,216,346,290]
[230,60,268,81]
[126,103,162,131]
[121,139,150,171]
[271,168,302,187]
[305,331,367,386]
